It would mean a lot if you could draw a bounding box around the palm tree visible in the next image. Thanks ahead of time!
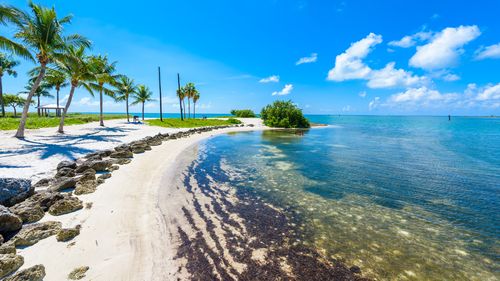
[176,73,183,121]
[0,53,19,117]
[132,85,154,121]
[0,2,90,138]
[21,80,52,116]
[184,82,197,119]
[176,87,185,121]
[89,55,120,126]
[193,90,200,119]
[45,69,68,116]
[53,45,93,133]
[114,76,137,123]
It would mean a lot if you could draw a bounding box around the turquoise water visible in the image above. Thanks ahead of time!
[196,116,499,280]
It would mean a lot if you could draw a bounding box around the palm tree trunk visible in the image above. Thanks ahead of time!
[188,97,191,119]
[126,95,129,123]
[194,102,196,119]
[183,99,186,119]
[0,75,5,117]
[177,73,183,121]
[37,96,40,117]
[12,106,16,117]
[15,64,46,138]
[56,87,60,117]
[142,102,145,120]
[99,87,104,126]
[58,85,76,134]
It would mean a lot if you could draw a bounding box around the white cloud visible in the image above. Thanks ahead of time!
[388,31,432,48]
[475,43,500,60]
[476,83,500,101]
[409,25,481,70]
[296,53,318,65]
[387,87,458,105]
[259,75,280,83]
[78,97,99,106]
[327,33,382,81]
[442,73,460,81]
[272,84,293,96]
[368,97,380,111]
[367,62,428,88]
[359,91,367,98]
[342,105,351,112]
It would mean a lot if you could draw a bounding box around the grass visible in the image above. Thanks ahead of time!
[147,118,241,128]
[0,113,127,130]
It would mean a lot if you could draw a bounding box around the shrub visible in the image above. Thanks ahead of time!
[227,118,242,124]
[230,109,256,118]
[260,100,310,128]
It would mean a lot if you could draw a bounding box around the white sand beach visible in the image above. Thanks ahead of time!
[9,118,265,280]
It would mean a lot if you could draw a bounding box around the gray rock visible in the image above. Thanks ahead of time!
[57,161,77,170]
[111,158,131,165]
[33,178,52,188]
[74,180,97,195]
[56,225,81,242]
[0,254,24,279]
[0,206,22,234]
[29,191,64,212]
[98,173,111,180]
[109,150,133,159]
[48,197,83,216]
[55,167,76,178]
[68,266,89,280]
[9,202,44,224]
[108,165,120,172]
[3,264,45,281]
[0,234,3,244]
[0,243,16,254]
[75,163,92,174]
[49,177,76,192]
[114,144,131,152]
[11,221,62,247]
[87,160,112,172]
[0,178,33,207]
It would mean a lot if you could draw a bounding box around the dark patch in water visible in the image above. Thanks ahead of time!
[304,185,345,200]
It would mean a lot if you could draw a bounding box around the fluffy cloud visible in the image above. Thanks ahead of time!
[476,83,500,101]
[327,33,382,81]
[259,75,280,83]
[272,84,293,96]
[442,73,460,81]
[475,43,500,60]
[387,87,458,105]
[296,53,318,65]
[388,31,432,48]
[368,97,380,111]
[359,91,367,98]
[327,33,427,88]
[409,25,481,70]
[342,105,351,112]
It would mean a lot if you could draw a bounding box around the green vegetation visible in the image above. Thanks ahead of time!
[131,85,154,120]
[230,109,256,118]
[147,118,241,128]
[177,82,200,120]
[260,100,310,128]
[0,113,126,130]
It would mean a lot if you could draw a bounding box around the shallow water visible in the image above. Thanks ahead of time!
[195,116,499,280]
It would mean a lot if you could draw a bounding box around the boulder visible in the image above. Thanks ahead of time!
[114,144,131,152]
[111,158,131,165]
[87,160,112,172]
[48,197,83,216]
[0,243,16,254]
[57,161,77,170]
[108,165,120,172]
[68,266,89,280]
[49,177,76,192]
[75,163,92,174]
[0,206,22,234]
[74,180,97,195]
[0,254,24,279]
[56,225,81,242]
[349,265,361,274]
[0,234,3,244]
[109,150,133,159]
[9,202,44,224]
[33,178,52,188]
[29,191,64,212]
[55,167,76,178]
[98,173,111,180]
[0,179,33,207]
[11,221,62,247]
[3,264,45,281]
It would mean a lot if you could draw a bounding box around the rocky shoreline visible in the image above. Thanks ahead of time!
[0,124,247,280]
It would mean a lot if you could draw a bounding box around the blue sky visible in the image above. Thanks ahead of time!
[2,0,500,115]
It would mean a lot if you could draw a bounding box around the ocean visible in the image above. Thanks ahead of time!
[184,115,499,280]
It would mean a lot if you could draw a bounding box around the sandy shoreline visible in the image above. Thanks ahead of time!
[13,120,264,280]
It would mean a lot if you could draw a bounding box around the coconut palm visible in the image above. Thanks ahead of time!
[0,2,90,137]
[52,45,93,133]
[114,76,137,123]
[45,68,68,116]
[21,80,52,116]
[132,85,154,121]
[193,90,200,119]
[176,86,186,121]
[88,55,120,126]
[184,82,197,119]
[0,53,19,117]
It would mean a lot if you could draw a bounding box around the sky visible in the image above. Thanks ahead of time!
[1,0,500,115]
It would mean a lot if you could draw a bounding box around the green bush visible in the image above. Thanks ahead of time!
[230,109,256,118]
[227,118,242,124]
[260,100,310,128]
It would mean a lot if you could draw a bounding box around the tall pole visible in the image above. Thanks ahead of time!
[177,73,183,121]
[158,67,163,121]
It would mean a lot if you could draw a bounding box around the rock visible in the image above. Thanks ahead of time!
[57,161,77,170]
[48,196,83,216]
[29,191,64,212]
[0,178,33,207]
[33,178,52,188]
[74,180,97,195]
[68,266,89,280]
[0,254,24,279]
[9,202,44,224]
[0,206,22,234]
[49,177,76,192]
[108,165,119,172]
[11,221,62,247]
[111,158,131,165]
[3,264,45,281]
[349,265,361,274]
[0,243,16,254]
[114,144,131,152]
[87,160,112,172]
[109,150,133,159]
[56,225,81,242]
[55,167,76,178]
[0,234,3,244]
[74,163,92,174]
[131,145,146,154]
[98,173,111,180]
